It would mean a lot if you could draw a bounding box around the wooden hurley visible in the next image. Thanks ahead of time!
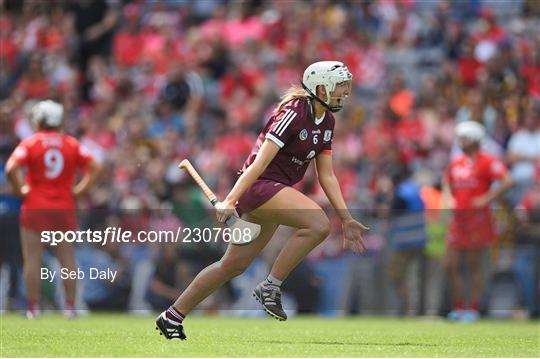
[178,159,261,244]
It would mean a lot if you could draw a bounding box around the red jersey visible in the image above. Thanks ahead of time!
[445,152,508,249]
[9,130,93,209]
[240,98,335,186]
[445,152,508,209]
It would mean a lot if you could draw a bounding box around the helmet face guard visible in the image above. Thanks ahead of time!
[326,79,352,112]
[302,61,353,113]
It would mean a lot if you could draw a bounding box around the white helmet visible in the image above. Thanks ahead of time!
[302,61,352,112]
[456,121,485,142]
[31,100,64,128]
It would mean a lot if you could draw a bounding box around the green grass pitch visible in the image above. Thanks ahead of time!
[1,313,539,357]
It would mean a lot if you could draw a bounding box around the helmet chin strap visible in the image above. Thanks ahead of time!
[328,96,347,112]
[301,82,343,113]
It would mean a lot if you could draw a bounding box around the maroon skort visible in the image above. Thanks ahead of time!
[236,179,287,213]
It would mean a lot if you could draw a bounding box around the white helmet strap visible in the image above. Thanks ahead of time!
[302,81,333,112]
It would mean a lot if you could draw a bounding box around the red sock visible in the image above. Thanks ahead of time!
[65,299,75,310]
[28,300,40,312]
[454,298,465,310]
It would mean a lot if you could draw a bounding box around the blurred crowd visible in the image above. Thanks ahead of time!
[0,0,539,318]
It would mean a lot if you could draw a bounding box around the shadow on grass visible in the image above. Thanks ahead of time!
[254,340,436,346]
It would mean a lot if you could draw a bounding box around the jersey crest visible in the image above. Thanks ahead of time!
[324,130,332,142]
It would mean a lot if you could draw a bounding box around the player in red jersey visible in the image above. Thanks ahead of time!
[5,100,101,319]
[443,121,512,321]
[156,61,368,339]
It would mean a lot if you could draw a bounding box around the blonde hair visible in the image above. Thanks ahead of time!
[274,85,309,114]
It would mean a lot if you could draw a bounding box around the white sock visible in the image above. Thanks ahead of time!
[264,274,283,287]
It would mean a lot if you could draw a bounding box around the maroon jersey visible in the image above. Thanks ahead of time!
[240,98,335,186]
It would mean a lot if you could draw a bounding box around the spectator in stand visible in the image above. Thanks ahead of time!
[0,115,22,311]
[514,170,540,318]
[79,240,131,311]
[112,3,142,69]
[15,55,51,100]
[67,0,119,101]
[507,106,540,205]
[146,243,192,311]
[387,167,427,316]
[519,43,540,101]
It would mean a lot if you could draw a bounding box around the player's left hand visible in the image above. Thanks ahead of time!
[342,219,369,253]
[19,184,30,198]
[215,199,237,223]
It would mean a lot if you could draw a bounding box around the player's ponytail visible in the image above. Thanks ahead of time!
[274,85,308,114]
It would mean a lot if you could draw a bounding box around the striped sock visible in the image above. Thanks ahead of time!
[165,306,185,325]
[264,274,283,287]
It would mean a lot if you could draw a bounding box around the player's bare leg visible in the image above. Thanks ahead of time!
[156,214,277,339]
[446,248,465,320]
[174,216,277,313]
[54,241,77,318]
[388,262,410,316]
[251,186,330,320]
[254,186,330,281]
[465,248,484,321]
[20,228,44,319]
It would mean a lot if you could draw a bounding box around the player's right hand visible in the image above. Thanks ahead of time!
[342,219,369,253]
[215,199,236,223]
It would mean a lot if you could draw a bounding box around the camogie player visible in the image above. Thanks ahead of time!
[5,100,101,319]
[156,61,368,339]
[443,121,512,321]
